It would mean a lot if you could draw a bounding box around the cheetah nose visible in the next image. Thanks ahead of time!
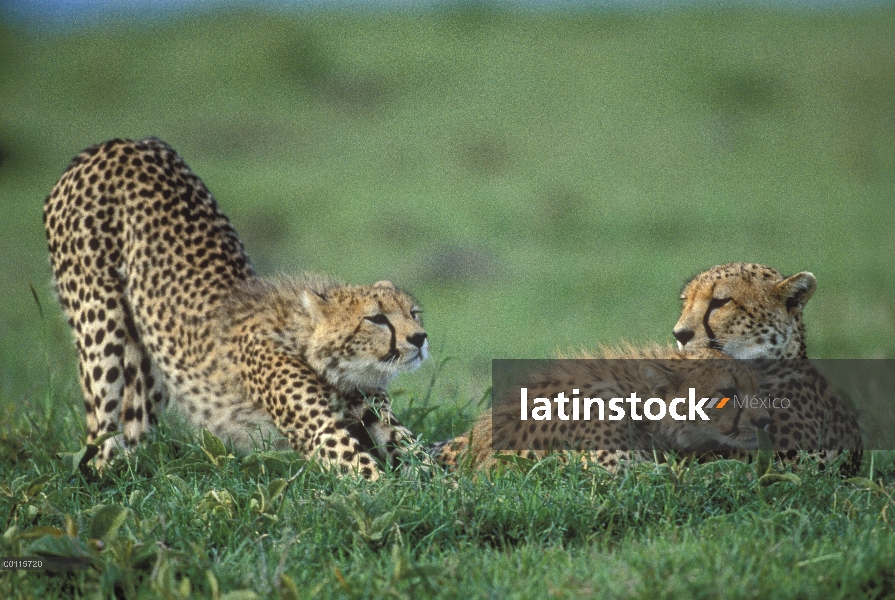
[751,415,773,430]
[407,332,428,348]
[673,329,694,346]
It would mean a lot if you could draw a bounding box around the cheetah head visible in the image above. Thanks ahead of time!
[640,351,770,451]
[300,280,429,392]
[672,263,816,360]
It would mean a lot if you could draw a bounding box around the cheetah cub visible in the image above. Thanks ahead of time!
[44,137,429,479]
[673,262,862,474]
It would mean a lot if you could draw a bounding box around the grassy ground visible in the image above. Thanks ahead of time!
[3,428,895,599]
[1,5,894,598]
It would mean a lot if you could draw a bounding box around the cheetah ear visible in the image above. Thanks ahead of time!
[300,289,328,324]
[639,362,676,398]
[775,272,816,312]
[373,280,395,289]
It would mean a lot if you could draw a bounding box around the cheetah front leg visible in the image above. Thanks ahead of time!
[261,390,385,481]
[268,388,385,481]
[288,413,385,481]
[345,393,435,474]
[235,341,384,480]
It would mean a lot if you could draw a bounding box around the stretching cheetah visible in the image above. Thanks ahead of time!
[44,137,429,479]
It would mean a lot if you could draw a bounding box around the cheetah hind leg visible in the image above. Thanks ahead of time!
[78,296,166,470]
[117,313,170,462]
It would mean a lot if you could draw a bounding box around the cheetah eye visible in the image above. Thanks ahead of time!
[708,297,731,311]
[365,314,390,326]
[410,310,421,320]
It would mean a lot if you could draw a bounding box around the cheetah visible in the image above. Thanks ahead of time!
[673,262,863,474]
[434,346,771,473]
[44,137,430,480]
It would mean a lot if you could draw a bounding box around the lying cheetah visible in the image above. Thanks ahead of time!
[434,346,771,473]
[673,262,863,474]
[44,137,429,479]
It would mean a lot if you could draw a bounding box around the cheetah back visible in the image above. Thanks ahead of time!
[436,347,768,474]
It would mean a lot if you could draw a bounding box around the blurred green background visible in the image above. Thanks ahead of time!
[1,5,893,436]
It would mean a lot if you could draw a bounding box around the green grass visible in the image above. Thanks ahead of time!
[1,5,894,598]
[3,422,895,598]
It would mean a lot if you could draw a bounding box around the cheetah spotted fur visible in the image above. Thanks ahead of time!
[434,346,771,473]
[44,137,430,479]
